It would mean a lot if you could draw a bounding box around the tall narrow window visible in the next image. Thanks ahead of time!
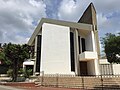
[78,36,81,54]
[70,32,75,71]
[81,38,86,52]
[36,35,42,72]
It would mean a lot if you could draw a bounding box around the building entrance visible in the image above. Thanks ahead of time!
[80,61,88,76]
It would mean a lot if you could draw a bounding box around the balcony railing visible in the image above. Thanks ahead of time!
[79,51,98,61]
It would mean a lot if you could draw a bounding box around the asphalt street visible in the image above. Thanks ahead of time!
[0,85,25,90]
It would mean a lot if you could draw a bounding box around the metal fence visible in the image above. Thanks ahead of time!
[35,73,120,90]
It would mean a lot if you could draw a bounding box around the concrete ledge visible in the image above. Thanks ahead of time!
[79,51,98,61]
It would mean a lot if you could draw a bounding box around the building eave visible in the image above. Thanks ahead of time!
[28,18,93,45]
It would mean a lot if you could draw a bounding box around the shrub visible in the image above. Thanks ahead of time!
[23,69,32,78]
[7,69,13,77]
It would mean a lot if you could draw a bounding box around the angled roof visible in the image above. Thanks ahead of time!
[28,18,93,45]
[78,2,97,25]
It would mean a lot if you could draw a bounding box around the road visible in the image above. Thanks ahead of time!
[0,85,25,90]
[0,85,84,90]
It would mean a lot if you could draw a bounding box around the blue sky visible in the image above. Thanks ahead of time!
[0,0,120,50]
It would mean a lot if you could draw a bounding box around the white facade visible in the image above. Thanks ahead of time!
[41,23,74,74]
[28,3,100,76]
[77,30,100,75]
[29,21,100,75]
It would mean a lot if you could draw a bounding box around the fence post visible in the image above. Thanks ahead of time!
[101,75,103,90]
[111,63,113,75]
[82,76,84,89]
[41,71,44,86]
[56,73,59,87]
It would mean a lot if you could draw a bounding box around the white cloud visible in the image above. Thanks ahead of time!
[58,0,91,21]
[58,0,77,21]
[93,0,120,14]
[29,0,41,7]
[97,14,107,27]
[58,0,120,36]
[57,0,120,55]
[0,0,46,44]
[0,0,120,46]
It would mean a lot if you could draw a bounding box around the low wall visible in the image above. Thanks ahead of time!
[113,64,120,75]
[100,59,120,75]
[37,74,120,89]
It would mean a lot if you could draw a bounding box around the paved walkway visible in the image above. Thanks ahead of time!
[0,85,25,90]
[19,86,84,90]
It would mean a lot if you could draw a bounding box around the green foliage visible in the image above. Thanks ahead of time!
[0,51,4,60]
[4,43,30,63]
[7,69,26,82]
[18,68,24,74]
[23,69,32,78]
[7,69,13,77]
[2,43,30,81]
[17,68,32,78]
[0,48,11,65]
[101,33,120,63]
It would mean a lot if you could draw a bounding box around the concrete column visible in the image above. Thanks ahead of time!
[91,28,100,75]
[33,36,37,75]
[91,31,96,52]
[23,64,25,71]
[74,29,80,75]
[94,59,100,75]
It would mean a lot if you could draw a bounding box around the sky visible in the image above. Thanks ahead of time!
[0,0,120,48]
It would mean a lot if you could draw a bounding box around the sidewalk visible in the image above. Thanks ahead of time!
[18,86,85,90]
[0,85,25,90]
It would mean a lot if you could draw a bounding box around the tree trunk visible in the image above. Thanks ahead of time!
[12,59,18,82]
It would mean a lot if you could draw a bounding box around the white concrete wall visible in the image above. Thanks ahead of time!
[112,64,120,75]
[99,59,110,64]
[99,59,120,75]
[79,51,98,61]
[87,60,100,75]
[87,60,95,75]
[78,30,100,75]
[78,31,96,52]
[41,23,74,74]
[86,31,100,75]
[91,31,96,52]
[94,59,100,75]
[85,32,93,51]
[91,31,100,75]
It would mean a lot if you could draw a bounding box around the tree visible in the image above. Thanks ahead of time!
[101,33,120,63]
[0,51,5,62]
[3,43,30,81]
[0,44,12,65]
